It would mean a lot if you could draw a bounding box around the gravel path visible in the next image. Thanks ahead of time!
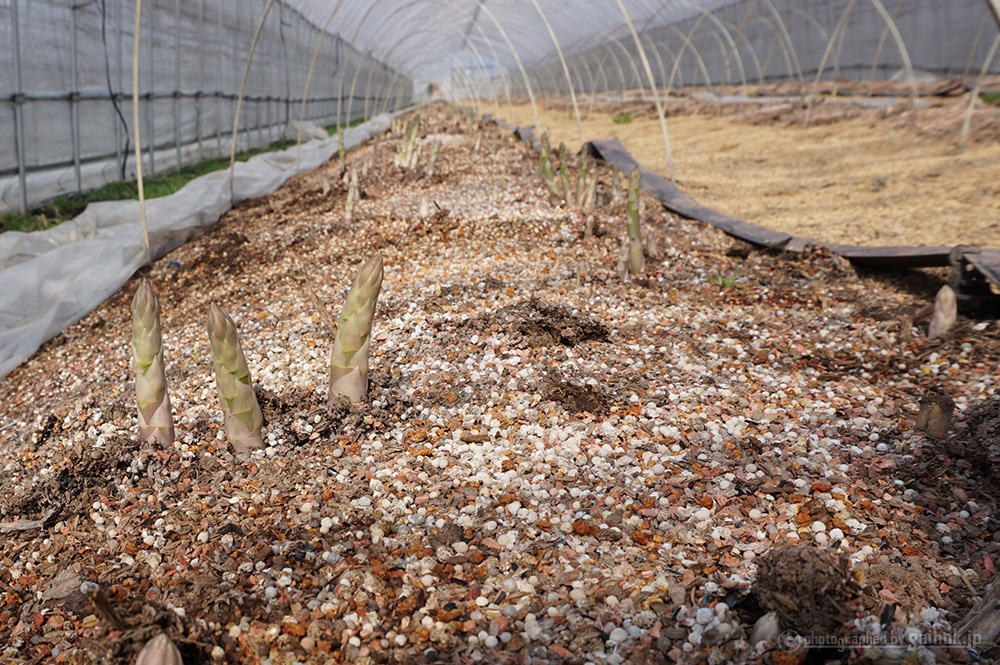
[1,104,998,665]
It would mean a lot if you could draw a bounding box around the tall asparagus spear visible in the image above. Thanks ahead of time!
[539,132,558,196]
[343,168,358,225]
[558,142,571,204]
[329,255,384,404]
[576,149,589,205]
[626,166,644,275]
[207,304,265,452]
[338,126,346,169]
[131,279,174,447]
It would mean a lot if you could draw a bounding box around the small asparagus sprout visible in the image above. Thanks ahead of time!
[749,611,781,649]
[418,197,430,219]
[408,144,422,172]
[371,135,379,166]
[584,171,598,210]
[131,279,175,447]
[406,120,419,168]
[343,169,358,225]
[135,633,184,665]
[425,139,441,178]
[338,126,346,169]
[611,167,622,206]
[473,135,481,152]
[928,285,957,339]
[576,149,589,205]
[616,236,629,280]
[539,132,559,197]
[467,109,476,145]
[558,142,571,204]
[645,229,660,260]
[329,255,385,404]
[207,304,265,452]
[584,215,594,239]
[625,166,644,275]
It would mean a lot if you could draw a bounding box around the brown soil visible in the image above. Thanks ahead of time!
[2,103,1000,665]
[494,91,1000,250]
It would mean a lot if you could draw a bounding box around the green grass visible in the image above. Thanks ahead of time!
[612,111,632,124]
[979,91,1000,106]
[2,118,367,234]
[708,267,740,289]
[326,115,367,135]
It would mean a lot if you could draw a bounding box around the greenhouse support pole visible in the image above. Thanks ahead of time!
[196,0,204,162]
[132,0,151,265]
[174,0,181,170]
[216,1,223,156]
[146,2,155,176]
[10,0,28,214]
[527,0,583,146]
[987,0,1000,30]
[614,0,675,182]
[961,32,1000,147]
[115,0,123,178]
[70,2,82,193]
[228,0,277,196]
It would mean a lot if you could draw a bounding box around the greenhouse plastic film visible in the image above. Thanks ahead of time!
[0,114,393,380]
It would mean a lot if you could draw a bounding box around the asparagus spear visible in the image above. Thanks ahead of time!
[338,126,346,169]
[329,255,384,404]
[539,132,559,197]
[131,279,174,447]
[207,304,265,452]
[343,168,358,225]
[135,633,183,665]
[558,142,571,204]
[576,149,588,205]
[626,166,644,275]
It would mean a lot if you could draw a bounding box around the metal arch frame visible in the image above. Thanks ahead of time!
[735,10,796,87]
[867,0,906,87]
[663,22,714,93]
[526,0,584,145]
[758,0,805,89]
[637,0,748,91]
[374,50,479,116]
[612,0,675,180]
[342,0,541,135]
[803,0,919,127]
[374,48,467,115]
[588,41,631,99]
[355,17,500,114]
[713,15,764,87]
[295,0,350,167]
[593,35,645,95]
[357,0,514,121]
[228,0,278,195]
[364,17,501,112]
[563,35,639,101]
[711,1,767,89]
[349,1,512,124]
[559,45,598,105]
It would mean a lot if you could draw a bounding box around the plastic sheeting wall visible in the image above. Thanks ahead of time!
[525,0,1000,94]
[0,113,396,380]
[0,0,413,214]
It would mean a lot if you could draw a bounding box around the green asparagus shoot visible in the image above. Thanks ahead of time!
[207,304,265,452]
[329,255,385,404]
[131,279,175,447]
